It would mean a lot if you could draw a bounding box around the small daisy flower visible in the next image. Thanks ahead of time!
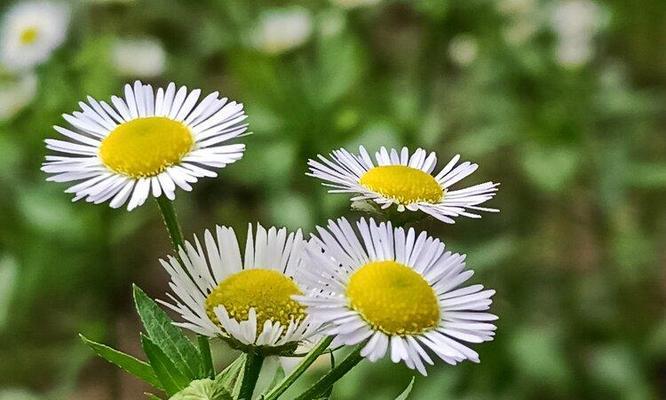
[111,37,166,78]
[158,224,320,354]
[253,8,313,55]
[308,146,499,224]
[41,81,247,210]
[0,71,38,121]
[296,217,497,375]
[0,1,70,71]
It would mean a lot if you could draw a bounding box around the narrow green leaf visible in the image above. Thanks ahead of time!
[394,377,415,400]
[80,334,162,389]
[145,393,162,400]
[141,334,191,396]
[134,284,202,379]
[216,354,246,391]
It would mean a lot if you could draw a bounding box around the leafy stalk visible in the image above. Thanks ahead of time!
[261,336,334,400]
[293,343,364,400]
[154,197,215,378]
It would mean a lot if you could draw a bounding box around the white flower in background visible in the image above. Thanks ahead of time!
[0,1,70,71]
[498,0,540,46]
[297,218,497,375]
[159,224,321,352]
[550,0,603,67]
[308,146,499,224]
[111,37,166,78]
[41,81,247,210]
[0,72,37,121]
[448,35,479,67]
[253,8,313,55]
[497,0,537,16]
[330,0,381,9]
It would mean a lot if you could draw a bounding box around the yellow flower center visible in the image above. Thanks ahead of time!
[20,27,39,45]
[205,269,306,333]
[346,260,440,336]
[99,117,193,178]
[359,165,443,204]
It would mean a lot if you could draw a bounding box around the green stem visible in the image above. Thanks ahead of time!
[293,344,364,400]
[155,196,185,251]
[262,336,334,400]
[239,351,265,400]
[198,335,215,378]
[154,197,215,379]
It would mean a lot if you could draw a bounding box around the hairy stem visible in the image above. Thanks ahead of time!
[239,351,265,400]
[293,343,364,400]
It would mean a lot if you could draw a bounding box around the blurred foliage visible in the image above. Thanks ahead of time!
[0,0,665,399]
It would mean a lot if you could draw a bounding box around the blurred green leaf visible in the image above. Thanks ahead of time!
[394,377,415,400]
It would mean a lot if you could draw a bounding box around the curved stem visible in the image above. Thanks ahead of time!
[239,351,264,400]
[155,196,185,251]
[293,343,364,400]
[262,336,334,400]
[154,197,215,378]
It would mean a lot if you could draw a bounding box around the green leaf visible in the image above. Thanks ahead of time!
[145,394,163,400]
[79,334,162,389]
[215,354,246,391]
[134,284,202,379]
[395,377,415,400]
[141,334,191,396]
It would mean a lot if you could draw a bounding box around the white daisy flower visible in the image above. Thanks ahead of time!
[0,72,38,121]
[253,8,313,55]
[330,0,381,9]
[308,146,499,224]
[41,80,247,211]
[0,1,70,71]
[111,37,166,78]
[296,217,497,375]
[158,224,321,354]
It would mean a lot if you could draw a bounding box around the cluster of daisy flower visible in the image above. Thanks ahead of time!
[0,1,69,121]
[43,81,499,399]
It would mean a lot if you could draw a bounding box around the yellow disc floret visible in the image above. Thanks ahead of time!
[359,165,443,204]
[205,269,306,333]
[20,27,39,45]
[99,117,193,178]
[347,260,440,336]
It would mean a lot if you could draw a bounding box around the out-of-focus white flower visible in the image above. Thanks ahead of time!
[448,35,479,67]
[550,0,603,67]
[551,0,602,39]
[503,19,539,46]
[0,72,38,121]
[499,0,541,46]
[330,0,381,9]
[253,8,313,55]
[111,37,166,78]
[497,0,537,16]
[0,1,70,71]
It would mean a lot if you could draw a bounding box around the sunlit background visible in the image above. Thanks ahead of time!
[0,0,665,399]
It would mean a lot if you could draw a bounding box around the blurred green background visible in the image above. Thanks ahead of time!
[0,0,665,399]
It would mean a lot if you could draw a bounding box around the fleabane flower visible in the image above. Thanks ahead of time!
[252,7,312,55]
[159,224,320,354]
[308,146,499,224]
[41,81,247,210]
[296,217,497,375]
[0,1,70,71]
